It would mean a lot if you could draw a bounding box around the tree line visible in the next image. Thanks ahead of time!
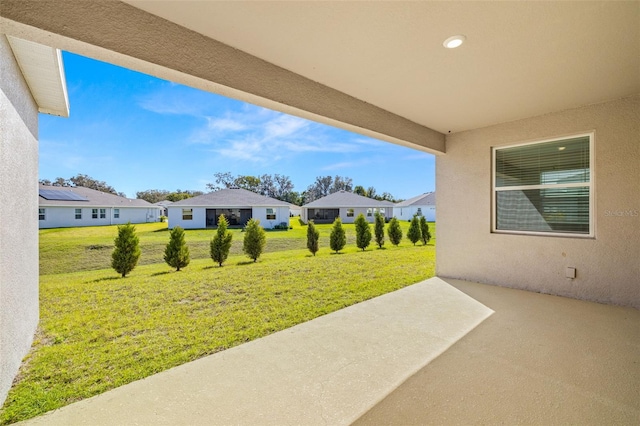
[41,172,404,206]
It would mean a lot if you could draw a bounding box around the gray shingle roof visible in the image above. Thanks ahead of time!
[38,186,155,208]
[170,188,291,207]
[395,192,436,207]
[303,191,394,208]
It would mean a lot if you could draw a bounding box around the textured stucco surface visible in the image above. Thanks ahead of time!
[437,96,640,308]
[0,35,39,404]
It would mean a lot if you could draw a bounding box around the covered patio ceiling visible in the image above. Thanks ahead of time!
[2,1,638,154]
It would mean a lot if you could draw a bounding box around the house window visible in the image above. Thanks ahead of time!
[92,208,98,219]
[182,209,193,220]
[39,208,46,221]
[378,208,385,216]
[347,208,354,217]
[493,133,593,237]
[99,208,106,219]
[75,209,82,220]
[266,208,276,220]
[114,209,120,219]
[417,208,422,216]
[367,208,373,217]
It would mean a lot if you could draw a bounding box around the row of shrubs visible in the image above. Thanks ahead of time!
[111,215,266,277]
[306,212,431,256]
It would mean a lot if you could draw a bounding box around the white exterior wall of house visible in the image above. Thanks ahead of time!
[0,36,40,404]
[168,206,289,229]
[437,96,640,309]
[38,206,159,229]
[395,205,436,222]
[252,206,290,229]
[338,207,390,224]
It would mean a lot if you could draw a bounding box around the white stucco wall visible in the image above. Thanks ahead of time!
[338,207,391,224]
[252,206,290,229]
[38,206,159,229]
[0,36,40,404]
[437,96,640,308]
[394,205,436,222]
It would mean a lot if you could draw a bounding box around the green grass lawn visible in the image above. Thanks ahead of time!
[1,219,435,424]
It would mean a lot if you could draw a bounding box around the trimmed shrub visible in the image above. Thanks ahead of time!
[164,226,190,271]
[210,214,233,266]
[243,218,266,262]
[306,220,320,256]
[329,217,347,253]
[354,213,372,251]
[374,211,385,248]
[387,217,403,246]
[419,216,432,245]
[407,215,422,246]
[111,222,141,277]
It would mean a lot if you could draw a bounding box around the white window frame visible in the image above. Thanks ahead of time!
[491,132,594,238]
[75,208,82,220]
[99,208,106,219]
[92,208,98,219]
[182,208,193,220]
[366,208,373,217]
[416,208,423,216]
[266,208,276,220]
[39,208,46,221]
[113,208,120,219]
[346,208,354,217]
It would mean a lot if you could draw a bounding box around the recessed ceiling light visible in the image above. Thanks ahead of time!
[443,35,466,49]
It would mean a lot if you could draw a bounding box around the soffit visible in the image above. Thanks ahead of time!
[125,1,639,134]
[6,35,69,117]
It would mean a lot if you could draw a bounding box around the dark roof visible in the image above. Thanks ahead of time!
[169,188,291,207]
[38,186,155,208]
[395,192,436,207]
[303,191,394,208]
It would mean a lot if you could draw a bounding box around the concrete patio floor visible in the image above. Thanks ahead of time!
[21,277,640,425]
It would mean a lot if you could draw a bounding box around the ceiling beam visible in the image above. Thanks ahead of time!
[0,0,445,154]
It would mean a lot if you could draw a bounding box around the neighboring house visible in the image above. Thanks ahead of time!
[288,203,301,217]
[38,185,160,229]
[167,188,290,229]
[301,191,393,224]
[154,200,173,216]
[394,192,436,221]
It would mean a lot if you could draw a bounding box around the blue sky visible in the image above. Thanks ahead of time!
[39,52,435,200]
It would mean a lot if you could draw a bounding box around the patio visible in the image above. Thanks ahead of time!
[21,278,640,425]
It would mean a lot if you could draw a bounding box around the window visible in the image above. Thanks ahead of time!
[378,208,385,216]
[75,209,82,220]
[39,208,45,221]
[493,133,593,237]
[266,208,276,220]
[182,208,193,220]
[347,208,354,217]
[113,208,119,219]
[367,208,373,217]
[99,208,106,219]
[416,208,423,216]
[92,208,98,219]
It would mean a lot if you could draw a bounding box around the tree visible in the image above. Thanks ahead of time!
[210,214,233,266]
[353,185,367,196]
[306,220,320,256]
[387,217,403,246]
[111,223,141,277]
[419,216,432,245]
[407,215,422,246]
[366,186,377,199]
[374,211,385,248]
[243,218,266,262]
[354,213,372,251]
[136,189,170,203]
[329,217,347,253]
[164,226,190,271]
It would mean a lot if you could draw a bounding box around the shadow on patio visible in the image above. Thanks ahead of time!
[355,278,640,425]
